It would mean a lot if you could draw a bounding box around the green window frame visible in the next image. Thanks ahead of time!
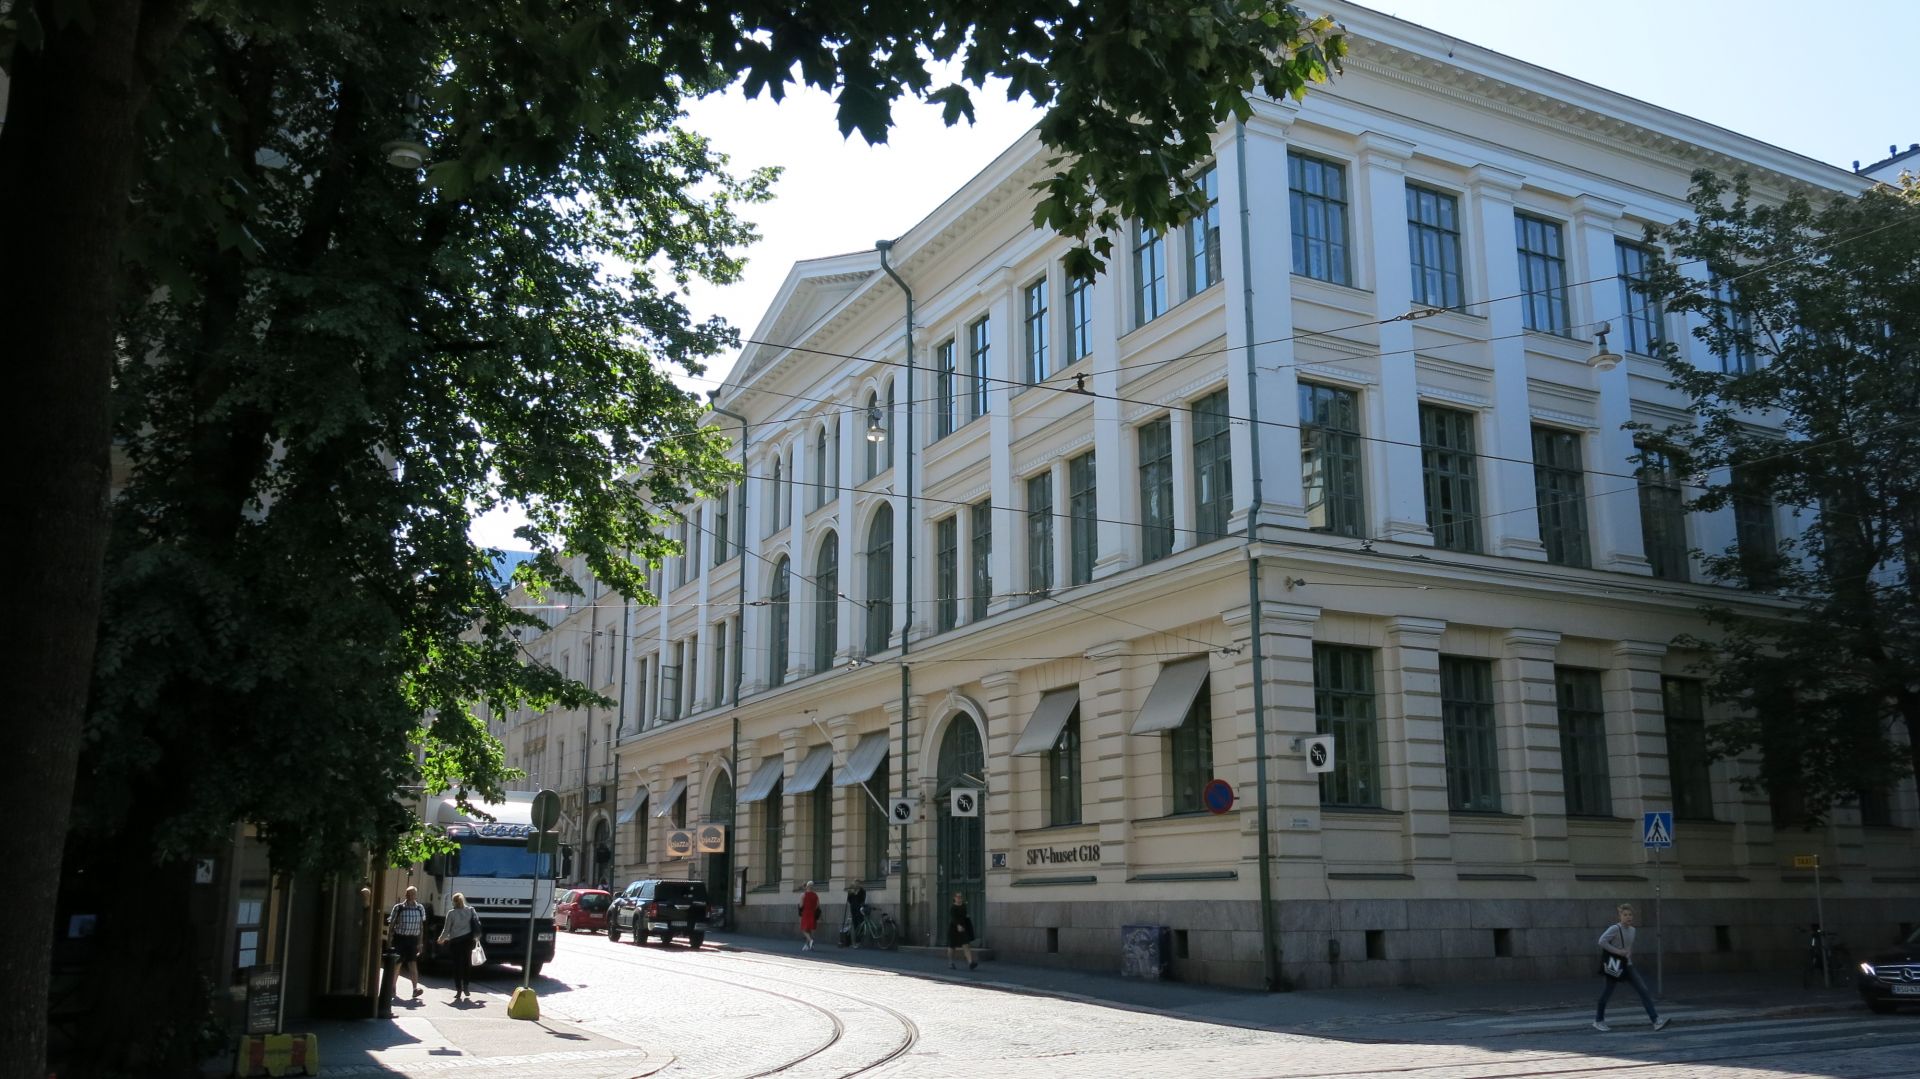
[811,770,833,884]
[1420,405,1481,553]
[967,316,990,422]
[1615,240,1663,355]
[1046,707,1082,827]
[1289,152,1351,285]
[767,557,790,687]
[1026,473,1054,601]
[761,778,784,885]
[1138,416,1174,562]
[1134,222,1167,324]
[864,507,893,655]
[1637,446,1689,581]
[1066,275,1093,361]
[1556,668,1612,817]
[813,535,838,672]
[1300,383,1365,537]
[1515,213,1570,335]
[1407,184,1464,310]
[935,338,957,439]
[1711,278,1758,374]
[1187,165,1221,293]
[1440,656,1500,812]
[714,492,731,564]
[1024,278,1050,383]
[1069,451,1097,586]
[1192,389,1232,540]
[1532,427,1590,568]
[969,499,992,622]
[935,516,958,633]
[1314,645,1380,808]
[863,755,890,882]
[1169,679,1214,813]
[1662,678,1713,821]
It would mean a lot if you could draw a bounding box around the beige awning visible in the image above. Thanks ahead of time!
[738,757,786,804]
[1012,689,1081,756]
[832,732,889,786]
[615,785,649,824]
[789,744,834,792]
[650,777,687,818]
[1130,656,1211,735]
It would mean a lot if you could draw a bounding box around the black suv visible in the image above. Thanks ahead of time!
[1856,926,1920,1013]
[608,878,710,948]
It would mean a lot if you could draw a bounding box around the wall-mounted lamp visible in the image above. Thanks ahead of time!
[865,407,887,443]
[1587,323,1623,372]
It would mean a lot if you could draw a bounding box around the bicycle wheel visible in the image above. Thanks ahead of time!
[878,916,899,951]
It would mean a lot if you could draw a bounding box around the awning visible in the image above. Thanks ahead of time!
[650,777,687,818]
[1012,689,1081,756]
[1130,655,1211,735]
[789,744,834,792]
[738,756,786,804]
[832,732,890,786]
[615,785,649,824]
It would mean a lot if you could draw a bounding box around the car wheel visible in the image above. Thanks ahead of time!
[1869,1000,1897,1014]
[607,923,621,943]
[687,933,705,949]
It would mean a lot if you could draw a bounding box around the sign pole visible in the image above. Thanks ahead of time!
[523,847,543,988]
[1653,845,1663,997]
[1814,854,1827,988]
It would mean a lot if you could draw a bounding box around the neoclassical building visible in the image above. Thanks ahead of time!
[499,2,1917,987]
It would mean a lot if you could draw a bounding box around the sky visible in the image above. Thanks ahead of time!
[470,0,1915,549]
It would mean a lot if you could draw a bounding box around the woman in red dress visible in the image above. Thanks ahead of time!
[798,881,821,952]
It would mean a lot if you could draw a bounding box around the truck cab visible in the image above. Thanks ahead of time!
[420,792,557,978]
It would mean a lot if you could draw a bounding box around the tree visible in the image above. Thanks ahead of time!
[0,2,1345,1074]
[1640,172,1920,826]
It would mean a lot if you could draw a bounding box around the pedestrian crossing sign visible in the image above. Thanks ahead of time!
[1642,811,1674,849]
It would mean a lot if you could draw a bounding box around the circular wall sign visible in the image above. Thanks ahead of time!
[1202,779,1235,815]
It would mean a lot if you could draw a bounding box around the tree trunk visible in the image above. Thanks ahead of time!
[0,3,182,1075]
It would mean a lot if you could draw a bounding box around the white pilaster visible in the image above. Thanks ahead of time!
[1469,165,1545,559]
[1572,195,1650,575]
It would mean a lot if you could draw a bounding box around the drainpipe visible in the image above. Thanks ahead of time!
[709,401,750,707]
[1236,118,1283,991]
[612,565,630,884]
[875,239,914,944]
[731,715,740,928]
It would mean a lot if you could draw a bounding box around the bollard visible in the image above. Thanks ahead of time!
[377,949,400,1018]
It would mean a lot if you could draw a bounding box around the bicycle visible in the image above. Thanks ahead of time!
[847,908,900,950]
[1802,926,1852,989]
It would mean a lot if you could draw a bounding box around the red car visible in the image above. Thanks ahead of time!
[553,888,612,934]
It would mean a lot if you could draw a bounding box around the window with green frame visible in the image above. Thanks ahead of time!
[814,535,838,671]
[760,779,783,885]
[863,754,890,882]
[934,338,957,438]
[1406,184,1464,310]
[1187,165,1221,293]
[935,516,958,632]
[1066,275,1093,361]
[767,557,790,686]
[1169,679,1213,813]
[811,770,833,884]
[1046,707,1082,826]
[1300,383,1364,537]
[1138,416,1174,561]
[1732,464,1779,589]
[1134,222,1167,324]
[1615,240,1663,355]
[1662,678,1713,820]
[1026,473,1053,601]
[1420,405,1481,553]
[967,316,991,422]
[1637,446,1689,581]
[1023,278,1049,384]
[1192,389,1232,540]
[1440,656,1500,812]
[1069,451,1097,585]
[1515,213,1570,335]
[1532,427,1590,568]
[1314,645,1379,807]
[1556,668,1611,816]
[864,506,893,654]
[1288,151,1351,285]
[970,499,992,622]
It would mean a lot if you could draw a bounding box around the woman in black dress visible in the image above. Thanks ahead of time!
[946,891,975,971]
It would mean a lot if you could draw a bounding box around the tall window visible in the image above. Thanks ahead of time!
[1069,451,1097,586]
[813,536,838,672]
[1188,165,1221,293]
[969,500,992,622]
[863,754,889,882]
[768,557,790,686]
[711,628,728,706]
[661,645,681,721]
[811,773,832,884]
[1023,278,1050,383]
[935,338,957,438]
[1420,405,1481,553]
[1440,657,1500,812]
[1169,677,1213,813]
[863,391,880,479]
[882,383,895,471]
[1066,275,1093,361]
[813,425,832,508]
[864,507,893,655]
[1047,707,1082,826]
[1532,427,1590,568]
[1615,240,1663,355]
[1515,213,1570,335]
[1314,645,1379,807]
[966,316,990,423]
[1137,416,1174,562]
[1637,446,1689,581]
[935,516,958,632]
[1026,473,1054,601]
[765,456,787,537]
[1192,389,1232,540]
[1711,278,1757,374]
[1300,383,1364,537]
[714,493,730,564]
[1133,223,1167,324]
[1289,152,1351,285]
[761,779,783,885]
[1663,678,1713,820]
[1732,464,1779,588]
[1556,668,1611,816]
[1407,185,1464,310]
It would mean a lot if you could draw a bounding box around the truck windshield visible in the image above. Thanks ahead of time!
[453,841,541,879]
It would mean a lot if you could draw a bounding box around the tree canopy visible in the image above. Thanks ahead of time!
[1641,172,1920,824]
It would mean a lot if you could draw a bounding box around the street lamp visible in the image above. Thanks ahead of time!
[1587,323,1623,372]
[383,92,429,171]
[865,406,887,443]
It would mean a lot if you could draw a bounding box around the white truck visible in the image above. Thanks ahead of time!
[419,792,557,978]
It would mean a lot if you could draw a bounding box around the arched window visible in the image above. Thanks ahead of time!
[814,535,838,672]
[884,382,895,471]
[863,391,880,480]
[814,425,829,508]
[865,506,893,655]
[768,556,790,686]
[768,457,786,537]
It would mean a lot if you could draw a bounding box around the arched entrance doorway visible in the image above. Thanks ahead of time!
[706,770,735,928]
[591,817,612,889]
[935,715,986,944]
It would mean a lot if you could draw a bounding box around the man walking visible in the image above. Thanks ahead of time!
[388,885,428,1002]
[1594,903,1668,1032]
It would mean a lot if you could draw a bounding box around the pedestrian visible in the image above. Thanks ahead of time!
[946,891,976,971]
[386,885,428,1003]
[845,882,868,948]
[798,881,821,951]
[1594,902,1668,1032]
[437,892,483,1004]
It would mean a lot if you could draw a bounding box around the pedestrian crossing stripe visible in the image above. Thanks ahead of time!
[1642,811,1673,848]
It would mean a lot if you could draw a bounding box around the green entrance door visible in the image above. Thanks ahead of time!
[706,770,735,928]
[935,716,985,945]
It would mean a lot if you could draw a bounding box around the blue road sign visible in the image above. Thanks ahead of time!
[1202,779,1235,815]
[1642,811,1674,849]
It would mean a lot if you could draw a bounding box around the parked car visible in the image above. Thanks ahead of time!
[607,878,709,948]
[1856,926,1920,1013]
[553,888,612,934]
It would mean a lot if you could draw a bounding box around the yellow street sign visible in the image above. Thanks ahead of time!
[1792,854,1818,869]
